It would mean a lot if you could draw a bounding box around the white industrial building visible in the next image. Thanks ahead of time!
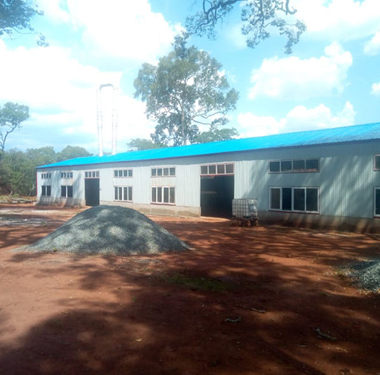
[37,122,380,231]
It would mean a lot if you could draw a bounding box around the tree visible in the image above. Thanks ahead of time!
[127,138,166,151]
[186,0,306,54]
[194,125,239,143]
[57,145,92,161]
[134,34,239,146]
[1,148,35,195]
[0,102,29,161]
[0,0,47,46]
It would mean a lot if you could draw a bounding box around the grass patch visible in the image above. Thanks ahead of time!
[163,272,234,293]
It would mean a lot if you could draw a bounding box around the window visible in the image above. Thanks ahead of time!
[60,171,73,178]
[269,187,319,213]
[41,185,51,197]
[293,160,305,172]
[269,158,319,173]
[200,163,234,175]
[281,160,292,172]
[61,185,73,198]
[375,188,380,217]
[269,161,280,173]
[114,186,133,201]
[114,169,133,178]
[151,186,175,204]
[151,167,175,177]
[374,155,380,171]
[85,171,99,178]
[41,172,52,179]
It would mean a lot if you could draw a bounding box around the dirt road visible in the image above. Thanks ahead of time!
[1,204,379,374]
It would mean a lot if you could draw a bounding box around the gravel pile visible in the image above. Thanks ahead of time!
[18,205,190,255]
[344,259,380,292]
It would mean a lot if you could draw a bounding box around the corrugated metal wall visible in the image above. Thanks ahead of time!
[233,141,380,219]
[37,139,380,222]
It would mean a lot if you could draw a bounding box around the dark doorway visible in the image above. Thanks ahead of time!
[85,179,100,206]
[200,175,234,218]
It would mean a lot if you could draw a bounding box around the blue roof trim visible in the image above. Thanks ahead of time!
[38,122,380,169]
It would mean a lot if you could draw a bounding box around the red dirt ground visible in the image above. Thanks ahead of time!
[1,204,380,375]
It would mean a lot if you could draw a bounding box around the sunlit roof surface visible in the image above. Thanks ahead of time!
[38,122,380,169]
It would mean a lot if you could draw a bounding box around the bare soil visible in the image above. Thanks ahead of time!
[1,204,380,375]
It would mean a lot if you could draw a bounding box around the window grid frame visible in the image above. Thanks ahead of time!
[151,167,176,178]
[114,185,133,202]
[200,163,235,176]
[269,186,319,214]
[151,186,176,205]
[269,158,320,174]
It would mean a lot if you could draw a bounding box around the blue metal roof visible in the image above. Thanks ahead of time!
[38,122,380,169]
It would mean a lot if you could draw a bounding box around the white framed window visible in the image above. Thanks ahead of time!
[151,186,175,204]
[374,188,380,217]
[60,171,73,179]
[269,187,319,213]
[114,169,133,178]
[200,163,234,175]
[151,167,175,177]
[41,185,51,197]
[85,171,99,178]
[41,172,52,179]
[61,185,73,198]
[269,158,319,173]
[114,186,133,202]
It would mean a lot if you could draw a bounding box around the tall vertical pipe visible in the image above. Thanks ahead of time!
[97,83,118,156]
[96,87,104,157]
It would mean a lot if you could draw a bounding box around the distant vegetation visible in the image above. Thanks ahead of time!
[0,146,91,196]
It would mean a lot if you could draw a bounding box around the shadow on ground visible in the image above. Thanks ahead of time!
[1,216,380,375]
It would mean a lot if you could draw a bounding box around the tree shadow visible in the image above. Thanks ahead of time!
[1,217,380,374]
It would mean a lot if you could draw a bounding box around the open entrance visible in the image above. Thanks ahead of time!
[85,178,100,206]
[200,175,234,218]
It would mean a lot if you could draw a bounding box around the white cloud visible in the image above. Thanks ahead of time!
[248,42,352,100]
[237,101,356,138]
[364,31,380,55]
[0,40,152,153]
[294,0,380,42]
[237,113,285,138]
[36,0,70,23]
[371,82,380,95]
[65,0,178,63]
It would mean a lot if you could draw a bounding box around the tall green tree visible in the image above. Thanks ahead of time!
[186,0,306,54]
[194,125,239,143]
[134,34,239,146]
[1,148,35,195]
[127,138,166,151]
[57,145,92,161]
[0,0,47,46]
[0,102,29,161]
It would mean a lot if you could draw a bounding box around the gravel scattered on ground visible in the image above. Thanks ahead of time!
[16,205,190,255]
[343,259,380,292]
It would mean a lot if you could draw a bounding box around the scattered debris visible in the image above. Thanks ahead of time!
[315,328,337,341]
[224,316,241,323]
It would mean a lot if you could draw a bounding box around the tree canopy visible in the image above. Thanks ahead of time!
[134,34,239,146]
[127,138,166,151]
[0,146,92,196]
[0,102,29,160]
[0,0,47,46]
[194,125,238,143]
[186,0,306,54]
[57,145,92,161]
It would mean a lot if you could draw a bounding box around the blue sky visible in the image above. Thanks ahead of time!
[1,0,379,154]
